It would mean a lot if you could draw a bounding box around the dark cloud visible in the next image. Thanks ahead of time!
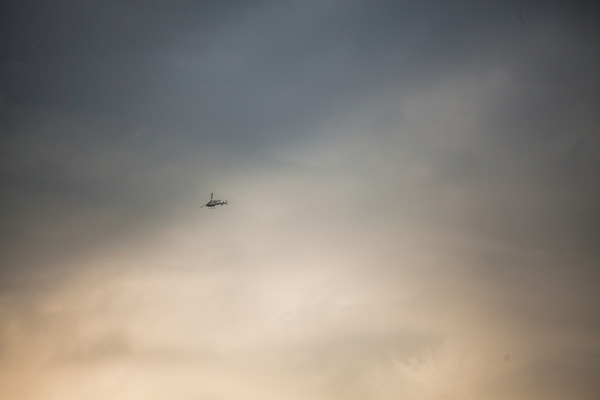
[1,1,600,398]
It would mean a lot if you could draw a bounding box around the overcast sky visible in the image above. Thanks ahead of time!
[1,1,600,399]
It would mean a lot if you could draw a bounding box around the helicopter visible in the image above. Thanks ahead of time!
[201,193,228,208]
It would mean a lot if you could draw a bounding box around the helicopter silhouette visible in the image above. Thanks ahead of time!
[201,193,228,208]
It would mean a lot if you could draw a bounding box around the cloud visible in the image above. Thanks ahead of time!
[1,1,600,399]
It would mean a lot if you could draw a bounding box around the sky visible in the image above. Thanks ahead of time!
[1,0,600,399]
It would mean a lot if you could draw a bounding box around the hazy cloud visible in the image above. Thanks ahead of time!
[1,1,599,399]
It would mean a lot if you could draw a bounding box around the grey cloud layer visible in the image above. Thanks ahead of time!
[2,1,600,399]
